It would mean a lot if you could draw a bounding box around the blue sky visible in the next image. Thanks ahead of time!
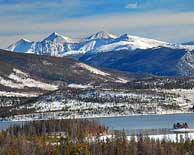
[0,0,194,47]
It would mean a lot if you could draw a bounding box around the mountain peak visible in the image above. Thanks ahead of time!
[52,32,59,36]
[49,32,60,38]
[45,32,62,40]
[87,31,117,40]
[44,32,74,43]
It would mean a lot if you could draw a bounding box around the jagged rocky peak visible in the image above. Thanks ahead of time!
[43,32,74,43]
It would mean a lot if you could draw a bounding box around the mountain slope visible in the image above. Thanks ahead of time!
[80,47,191,76]
[0,48,132,116]
[0,49,130,99]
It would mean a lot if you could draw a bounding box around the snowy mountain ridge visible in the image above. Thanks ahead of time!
[7,31,175,57]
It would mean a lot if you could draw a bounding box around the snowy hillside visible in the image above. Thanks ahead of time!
[0,68,58,97]
[6,84,194,121]
[0,49,130,99]
[0,49,132,115]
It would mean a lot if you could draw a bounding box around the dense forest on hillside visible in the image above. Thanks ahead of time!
[106,77,194,90]
[0,119,194,155]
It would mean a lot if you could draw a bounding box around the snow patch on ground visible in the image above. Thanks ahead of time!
[88,133,194,143]
[62,50,86,56]
[0,76,24,89]
[8,69,58,91]
[114,77,128,83]
[68,84,92,89]
[13,68,28,76]
[0,91,38,97]
[77,63,110,76]
[129,133,194,142]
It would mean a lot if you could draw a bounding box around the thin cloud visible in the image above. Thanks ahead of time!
[1,11,194,47]
[125,3,141,9]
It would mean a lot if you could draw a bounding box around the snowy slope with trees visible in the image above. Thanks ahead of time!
[4,76,194,121]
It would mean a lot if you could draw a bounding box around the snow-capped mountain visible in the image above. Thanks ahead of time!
[43,32,74,43]
[34,32,77,56]
[8,32,78,57]
[94,34,172,53]
[7,31,171,57]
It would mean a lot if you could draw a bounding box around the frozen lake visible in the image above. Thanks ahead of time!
[1,113,194,132]
[96,113,194,130]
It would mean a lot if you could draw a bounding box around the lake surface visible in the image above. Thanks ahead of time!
[1,113,194,131]
[96,113,194,130]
